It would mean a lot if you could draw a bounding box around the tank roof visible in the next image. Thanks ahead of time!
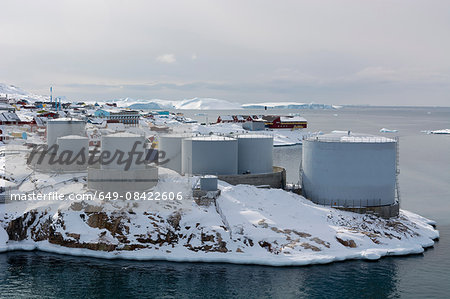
[104,132,142,138]
[187,135,236,141]
[58,135,88,139]
[48,118,84,122]
[160,133,193,138]
[237,134,273,139]
[307,131,396,143]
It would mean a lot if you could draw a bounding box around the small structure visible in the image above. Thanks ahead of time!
[193,175,221,206]
[200,175,218,191]
[242,119,266,131]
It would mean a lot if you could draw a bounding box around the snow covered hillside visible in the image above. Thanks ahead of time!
[0,83,46,101]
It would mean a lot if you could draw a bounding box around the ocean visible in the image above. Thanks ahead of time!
[1,106,449,298]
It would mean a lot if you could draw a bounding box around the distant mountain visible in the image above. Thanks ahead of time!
[0,83,46,101]
[113,97,241,110]
[0,83,28,96]
[174,98,241,110]
[1,83,341,110]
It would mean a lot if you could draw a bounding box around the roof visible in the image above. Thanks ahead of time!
[58,135,88,140]
[48,117,84,123]
[187,136,236,141]
[237,134,273,139]
[104,132,142,138]
[0,111,20,122]
[280,116,307,122]
[261,115,280,122]
[308,131,396,143]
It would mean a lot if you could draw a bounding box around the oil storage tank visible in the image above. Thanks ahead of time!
[47,118,85,147]
[88,132,158,193]
[182,136,238,175]
[237,134,273,174]
[301,132,397,207]
[57,135,89,156]
[101,132,146,170]
[158,134,191,173]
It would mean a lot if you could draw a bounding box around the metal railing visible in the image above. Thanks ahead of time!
[304,136,397,143]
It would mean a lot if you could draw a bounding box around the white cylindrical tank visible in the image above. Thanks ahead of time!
[47,118,85,147]
[101,132,146,170]
[158,134,191,173]
[301,132,397,207]
[237,134,273,174]
[182,136,238,175]
[57,135,89,156]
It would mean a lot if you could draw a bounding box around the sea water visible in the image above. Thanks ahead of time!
[1,107,449,298]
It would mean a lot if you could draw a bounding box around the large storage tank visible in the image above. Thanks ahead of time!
[182,136,238,175]
[158,134,191,173]
[57,135,89,156]
[47,118,85,147]
[237,134,273,174]
[301,132,397,207]
[101,132,146,170]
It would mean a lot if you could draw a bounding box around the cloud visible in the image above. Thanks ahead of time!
[191,54,197,60]
[156,54,176,64]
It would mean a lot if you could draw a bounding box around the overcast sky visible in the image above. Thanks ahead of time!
[1,0,450,106]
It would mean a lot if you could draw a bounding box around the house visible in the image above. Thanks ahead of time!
[262,115,307,129]
[0,111,21,125]
[94,109,140,125]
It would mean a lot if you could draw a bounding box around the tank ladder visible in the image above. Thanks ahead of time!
[395,137,401,204]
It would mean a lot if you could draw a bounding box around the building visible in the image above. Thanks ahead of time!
[94,109,140,125]
[262,115,307,129]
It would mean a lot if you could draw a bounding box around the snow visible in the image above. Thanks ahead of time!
[58,135,87,139]
[0,83,47,102]
[111,97,241,110]
[242,102,340,110]
[380,128,398,133]
[174,98,241,110]
[190,122,317,146]
[421,129,450,135]
[310,131,396,143]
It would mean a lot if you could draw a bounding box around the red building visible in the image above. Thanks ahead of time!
[262,115,307,129]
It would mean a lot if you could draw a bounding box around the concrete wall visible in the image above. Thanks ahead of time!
[302,140,397,207]
[218,166,286,189]
[337,203,400,218]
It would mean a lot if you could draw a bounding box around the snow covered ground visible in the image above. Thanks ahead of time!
[189,123,317,146]
[0,144,440,266]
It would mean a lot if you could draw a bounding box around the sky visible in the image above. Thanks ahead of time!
[1,0,450,106]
